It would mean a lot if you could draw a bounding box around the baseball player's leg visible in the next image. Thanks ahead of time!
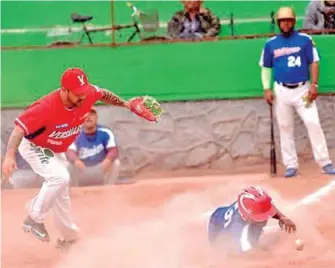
[274,84,298,169]
[103,159,121,185]
[9,169,43,189]
[295,101,332,168]
[53,186,80,242]
[18,138,72,241]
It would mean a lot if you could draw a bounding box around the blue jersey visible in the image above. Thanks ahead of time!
[208,201,266,253]
[69,125,117,166]
[259,31,319,84]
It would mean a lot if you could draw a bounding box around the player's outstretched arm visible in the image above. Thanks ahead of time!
[99,88,163,123]
[272,206,296,233]
[100,88,129,108]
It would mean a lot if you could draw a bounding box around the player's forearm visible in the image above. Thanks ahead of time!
[5,125,24,157]
[261,67,272,90]
[105,147,119,163]
[272,206,286,220]
[100,88,128,108]
[310,62,319,86]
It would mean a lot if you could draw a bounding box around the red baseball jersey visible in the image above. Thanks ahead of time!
[15,86,103,153]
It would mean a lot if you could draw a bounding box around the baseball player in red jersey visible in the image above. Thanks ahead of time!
[1,67,161,249]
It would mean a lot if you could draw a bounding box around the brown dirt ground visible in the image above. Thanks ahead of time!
[2,159,335,268]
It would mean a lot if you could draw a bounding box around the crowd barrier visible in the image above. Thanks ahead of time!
[2,0,309,47]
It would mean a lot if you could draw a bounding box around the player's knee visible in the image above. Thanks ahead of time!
[51,170,70,186]
[60,172,71,185]
[303,119,320,130]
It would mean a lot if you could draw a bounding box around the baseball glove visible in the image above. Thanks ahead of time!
[128,96,163,123]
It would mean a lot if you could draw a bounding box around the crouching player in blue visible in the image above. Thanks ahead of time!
[208,186,296,253]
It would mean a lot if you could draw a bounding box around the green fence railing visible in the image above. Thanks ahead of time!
[1,0,310,47]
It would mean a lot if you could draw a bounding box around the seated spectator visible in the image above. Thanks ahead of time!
[8,152,43,189]
[167,0,221,40]
[304,0,335,30]
[66,107,121,187]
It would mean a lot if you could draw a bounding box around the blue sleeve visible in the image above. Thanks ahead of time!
[260,42,273,68]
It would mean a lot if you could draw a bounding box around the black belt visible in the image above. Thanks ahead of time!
[277,81,306,89]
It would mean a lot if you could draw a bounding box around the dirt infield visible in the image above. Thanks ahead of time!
[2,166,335,268]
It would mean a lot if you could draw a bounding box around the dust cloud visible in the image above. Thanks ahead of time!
[54,180,335,268]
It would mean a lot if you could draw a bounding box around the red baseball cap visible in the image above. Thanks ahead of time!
[61,67,92,95]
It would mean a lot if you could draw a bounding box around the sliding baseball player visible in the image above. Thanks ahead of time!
[208,186,296,253]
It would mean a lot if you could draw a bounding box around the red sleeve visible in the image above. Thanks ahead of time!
[92,84,103,101]
[14,103,47,136]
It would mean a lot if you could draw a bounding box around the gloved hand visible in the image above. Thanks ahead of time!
[127,96,163,123]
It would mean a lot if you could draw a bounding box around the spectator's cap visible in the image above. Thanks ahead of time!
[276,6,296,21]
[61,67,92,95]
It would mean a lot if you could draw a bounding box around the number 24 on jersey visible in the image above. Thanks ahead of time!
[287,56,301,67]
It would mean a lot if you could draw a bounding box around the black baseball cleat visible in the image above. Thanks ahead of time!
[22,216,50,242]
[56,238,77,251]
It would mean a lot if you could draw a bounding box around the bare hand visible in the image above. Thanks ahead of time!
[100,158,112,173]
[308,84,318,102]
[279,217,296,233]
[264,89,274,105]
[74,159,85,170]
[2,154,17,182]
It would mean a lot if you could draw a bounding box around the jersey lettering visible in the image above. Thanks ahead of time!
[273,46,301,58]
[78,144,105,159]
[48,125,83,139]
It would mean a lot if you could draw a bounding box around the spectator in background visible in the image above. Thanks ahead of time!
[304,0,335,30]
[167,0,221,40]
[66,107,121,187]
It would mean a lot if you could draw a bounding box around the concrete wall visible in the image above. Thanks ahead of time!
[2,96,335,176]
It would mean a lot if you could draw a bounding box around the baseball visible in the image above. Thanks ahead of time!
[295,239,304,251]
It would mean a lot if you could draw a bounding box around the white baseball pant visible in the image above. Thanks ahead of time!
[9,169,43,189]
[17,138,79,240]
[274,81,332,169]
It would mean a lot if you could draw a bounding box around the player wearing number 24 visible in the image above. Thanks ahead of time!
[208,186,296,253]
[259,6,335,177]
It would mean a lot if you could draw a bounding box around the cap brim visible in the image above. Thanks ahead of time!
[251,206,277,222]
[72,83,92,95]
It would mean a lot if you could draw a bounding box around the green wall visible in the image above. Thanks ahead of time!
[2,35,335,108]
[2,1,334,108]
